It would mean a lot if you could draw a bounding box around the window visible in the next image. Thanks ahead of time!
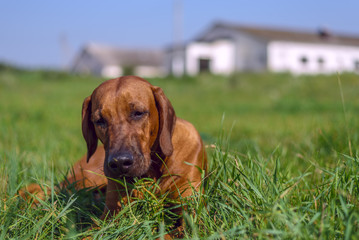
[198,58,211,73]
[300,56,308,66]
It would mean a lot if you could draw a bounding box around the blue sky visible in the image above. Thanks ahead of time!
[1,0,358,68]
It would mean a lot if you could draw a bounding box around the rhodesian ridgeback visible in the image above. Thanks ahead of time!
[20,76,207,237]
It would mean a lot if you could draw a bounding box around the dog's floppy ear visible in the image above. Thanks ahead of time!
[152,86,176,157]
[82,96,98,162]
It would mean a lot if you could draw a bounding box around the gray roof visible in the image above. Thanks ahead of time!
[197,22,359,47]
[82,43,164,67]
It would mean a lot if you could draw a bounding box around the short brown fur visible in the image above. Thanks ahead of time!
[20,76,207,238]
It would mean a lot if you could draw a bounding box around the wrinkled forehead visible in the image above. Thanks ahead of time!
[91,77,155,111]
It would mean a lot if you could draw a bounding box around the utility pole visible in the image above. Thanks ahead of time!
[173,0,183,48]
[59,33,71,71]
[172,0,184,76]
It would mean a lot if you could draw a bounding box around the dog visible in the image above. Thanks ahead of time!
[20,76,207,237]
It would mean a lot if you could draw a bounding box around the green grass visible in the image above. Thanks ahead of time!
[0,67,358,239]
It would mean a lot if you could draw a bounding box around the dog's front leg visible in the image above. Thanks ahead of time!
[100,179,122,220]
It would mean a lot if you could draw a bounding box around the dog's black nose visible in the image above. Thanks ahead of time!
[108,152,134,174]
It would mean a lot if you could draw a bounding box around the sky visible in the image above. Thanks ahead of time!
[1,0,359,69]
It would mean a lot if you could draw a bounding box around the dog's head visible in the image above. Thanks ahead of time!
[82,76,176,178]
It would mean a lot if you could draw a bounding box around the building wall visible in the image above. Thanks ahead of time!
[234,33,267,72]
[185,40,235,75]
[268,41,359,74]
[183,31,268,75]
[101,65,163,78]
[164,48,186,76]
[72,51,104,76]
[135,65,164,78]
[101,65,122,78]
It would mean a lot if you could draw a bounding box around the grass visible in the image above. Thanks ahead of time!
[0,67,358,239]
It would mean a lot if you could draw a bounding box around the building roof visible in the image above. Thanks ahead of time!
[81,43,164,67]
[197,22,359,47]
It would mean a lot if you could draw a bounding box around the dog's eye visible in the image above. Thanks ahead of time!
[94,117,107,127]
[131,111,148,120]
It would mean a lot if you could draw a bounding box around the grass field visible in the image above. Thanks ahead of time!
[0,66,358,239]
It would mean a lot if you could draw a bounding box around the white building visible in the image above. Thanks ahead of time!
[165,22,359,76]
[71,43,164,78]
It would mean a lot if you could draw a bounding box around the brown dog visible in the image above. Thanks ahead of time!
[20,76,207,236]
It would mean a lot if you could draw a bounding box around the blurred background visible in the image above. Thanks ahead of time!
[1,0,359,73]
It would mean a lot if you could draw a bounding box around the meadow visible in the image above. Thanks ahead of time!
[0,66,358,239]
